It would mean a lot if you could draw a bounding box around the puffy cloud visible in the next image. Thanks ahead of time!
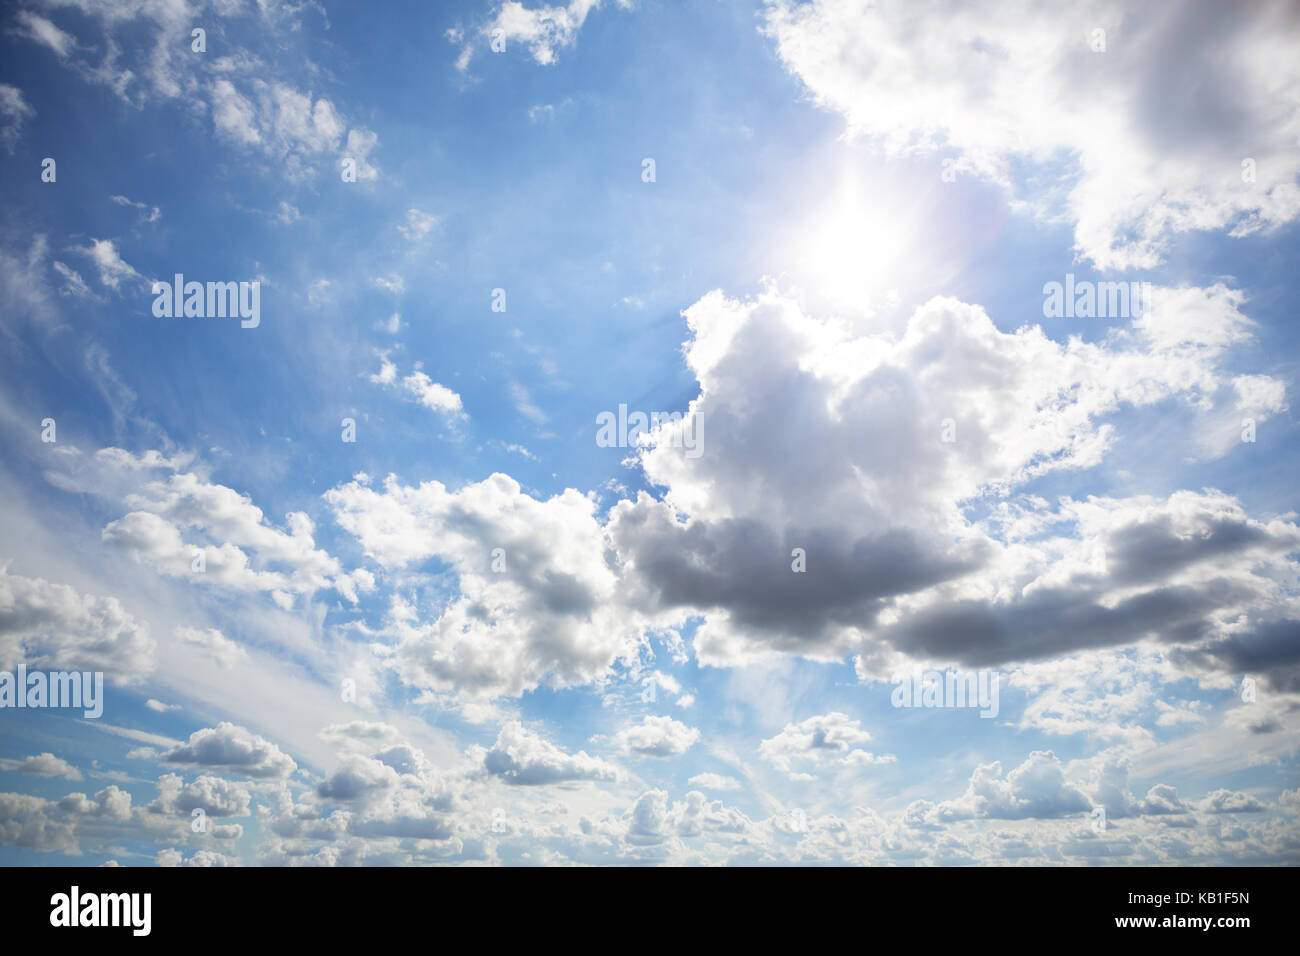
[611,715,700,758]
[316,755,401,801]
[148,774,252,818]
[763,0,1300,268]
[906,751,1092,823]
[624,789,671,846]
[368,356,465,420]
[879,491,1300,670]
[0,567,155,681]
[162,723,297,780]
[760,713,894,779]
[157,848,240,867]
[97,461,362,606]
[608,287,1297,677]
[0,793,75,851]
[623,788,756,848]
[688,773,741,792]
[1140,783,1189,816]
[56,786,132,822]
[328,472,653,699]
[1198,789,1266,814]
[476,722,622,785]
[17,753,82,781]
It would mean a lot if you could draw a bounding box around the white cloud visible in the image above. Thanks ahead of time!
[476,721,623,784]
[369,357,465,421]
[110,194,160,223]
[508,381,546,423]
[149,773,252,818]
[402,371,465,418]
[611,715,700,758]
[687,772,740,791]
[78,238,142,291]
[763,0,1300,269]
[1198,788,1265,814]
[15,12,76,60]
[905,751,1092,823]
[211,78,260,146]
[760,713,894,779]
[96,461,359,604]
[327,472,659,699]
[372,274,405,295]
[397,209,438,240]
[0,568,155,681]
[603,285,1295,677]
[161,722,298,780]
[456,0,633,71]
[176,626,248,670]
[18,753,83,781]
[51,261,94,299]
[0,84,34,153]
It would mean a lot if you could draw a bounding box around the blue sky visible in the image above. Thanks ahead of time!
[1,0,1298,866]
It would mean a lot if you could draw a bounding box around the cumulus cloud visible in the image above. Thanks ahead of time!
[476,721,622,785]
[623,788,755,847]
[763,0,1300,268]
[1198,788,1266,814]
[327,472,655,699]
[157,848,239,867]
[317,755,402,801]
[760,713,894,779]
[96,457,364,606]
[162,723,297,780]
[18,753,83,781]
[611,715,700,758]
[604,286,1297,680]
[906,751,1092,824]
[148,773,252,818]
[0,568,155,681]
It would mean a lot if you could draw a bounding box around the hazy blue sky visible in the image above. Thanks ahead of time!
[1,0,1297,865]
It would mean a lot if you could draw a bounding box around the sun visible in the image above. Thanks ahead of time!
[782,172,919,311]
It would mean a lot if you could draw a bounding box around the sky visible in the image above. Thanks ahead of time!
[0,0,1298,867]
